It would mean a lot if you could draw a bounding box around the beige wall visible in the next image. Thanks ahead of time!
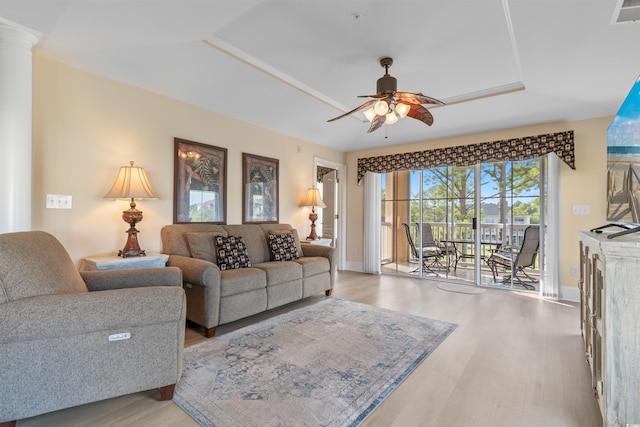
[344,117,609,292]
[30,53,610,294]
[32,54,345,265]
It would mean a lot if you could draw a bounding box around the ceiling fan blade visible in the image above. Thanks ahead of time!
[327,99,375,122]
[367,115,386,133]
[407,104,434,126]
[396,92,444,106]
[357,94,387,99]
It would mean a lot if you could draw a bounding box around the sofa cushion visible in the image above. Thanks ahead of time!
[215,236,252,271]
[220,268,266,297]
[222,225,269,264]
[185,231,226,263]
[161,224,227,257]
[268,233,299,261]
[295,256,330,277]
[254,261,303,286]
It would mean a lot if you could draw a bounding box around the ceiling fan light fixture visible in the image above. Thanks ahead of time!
[385,111,398,125]
[395,102,410,118]
[363,107,376,122]
[326,57,444,133]
[374,100,389,116]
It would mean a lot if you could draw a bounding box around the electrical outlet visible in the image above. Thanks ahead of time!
[46,194,72,209]
[572,205,590,215]
[570,266,579,277]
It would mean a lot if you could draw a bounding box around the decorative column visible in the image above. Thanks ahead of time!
[0,20,39,233]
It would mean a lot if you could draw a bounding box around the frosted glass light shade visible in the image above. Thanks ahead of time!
[374,100,389,116]
[395,102,410,118]
[385,111,398,125]
[363,107,376,122]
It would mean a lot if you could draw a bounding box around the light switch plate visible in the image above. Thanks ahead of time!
[572,205,590,215]
[46,194,72,209]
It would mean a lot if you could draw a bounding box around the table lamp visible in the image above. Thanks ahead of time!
[104,161,157,257]
[300,187,326,240]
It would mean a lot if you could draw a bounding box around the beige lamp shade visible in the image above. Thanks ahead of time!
[300,187,326,209]
[104,161,157,200]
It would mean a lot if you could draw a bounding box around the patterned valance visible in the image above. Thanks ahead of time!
[317,166,336,183]
[357,130,575,183]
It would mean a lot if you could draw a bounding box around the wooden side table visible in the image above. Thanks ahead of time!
[80,252,168,271]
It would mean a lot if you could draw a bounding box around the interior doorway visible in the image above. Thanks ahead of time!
[320,169,337,242]
[314,158,346,271]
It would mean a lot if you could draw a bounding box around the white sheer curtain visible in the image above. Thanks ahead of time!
[540,154,560,298]
[363,172,381,274]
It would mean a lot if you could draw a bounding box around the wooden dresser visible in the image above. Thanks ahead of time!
[579,230,640,427]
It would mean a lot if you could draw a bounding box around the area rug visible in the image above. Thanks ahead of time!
[173,298,457,427]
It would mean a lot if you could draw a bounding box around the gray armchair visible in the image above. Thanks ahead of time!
[0,231,186,425]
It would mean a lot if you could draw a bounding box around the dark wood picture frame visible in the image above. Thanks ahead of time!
[174,138,227,224]
[242,153,279,224]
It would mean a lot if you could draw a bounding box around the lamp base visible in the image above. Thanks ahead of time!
[118,205,146,258]
[119,247,146,258]
[306,209,320,240]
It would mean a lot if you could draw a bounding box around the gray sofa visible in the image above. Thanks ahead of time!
[0,231,186,425]
[161,223,336,337]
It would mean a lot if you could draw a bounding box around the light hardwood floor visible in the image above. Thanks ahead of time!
[17,271,602,427]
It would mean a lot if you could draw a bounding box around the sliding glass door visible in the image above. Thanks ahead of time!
[420,165,477,283]
[381,158,543,289]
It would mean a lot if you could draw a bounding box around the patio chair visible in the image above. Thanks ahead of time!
[415,222,456,270]
[402,223,444,275]
[486,225,540,290]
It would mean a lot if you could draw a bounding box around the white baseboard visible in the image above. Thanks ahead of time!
[560,285,581,302]
[344,262,363,272]
[339,266,583,302]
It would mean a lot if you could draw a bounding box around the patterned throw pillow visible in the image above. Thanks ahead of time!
[214,236,251,270]
[268,233,299,261]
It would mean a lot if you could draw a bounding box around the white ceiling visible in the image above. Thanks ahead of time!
[1,0,639,152]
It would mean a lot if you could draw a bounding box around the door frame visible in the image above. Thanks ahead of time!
[314,157,346,271]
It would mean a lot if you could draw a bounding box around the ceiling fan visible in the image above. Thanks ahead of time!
[327,57,444,133]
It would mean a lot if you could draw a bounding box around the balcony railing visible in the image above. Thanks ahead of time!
[381,221,537,270]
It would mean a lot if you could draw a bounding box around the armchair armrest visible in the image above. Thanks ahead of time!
[489,245,509,255]
[0,286,186,344]
[300,244,335,259]
[166,254,220,288]
[80,266,182,292]
[165,254,221,335]
[300,244,337,287]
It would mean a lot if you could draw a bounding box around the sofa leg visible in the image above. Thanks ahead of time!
[0,421,17,427]
[159,384,175,401]
[204,326,216,338]
[325,289,332,296]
